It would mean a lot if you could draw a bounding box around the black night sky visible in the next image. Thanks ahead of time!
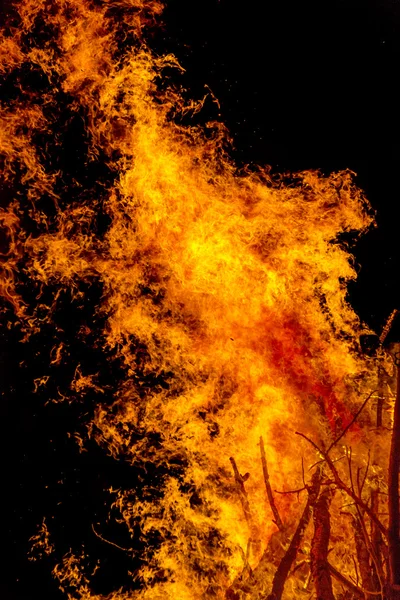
[2,1,400,599]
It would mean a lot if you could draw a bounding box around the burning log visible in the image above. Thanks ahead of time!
[310,487,335,600]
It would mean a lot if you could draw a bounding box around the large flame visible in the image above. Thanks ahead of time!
[1,1,381,598]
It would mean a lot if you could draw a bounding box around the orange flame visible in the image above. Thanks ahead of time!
[1,1,378,598]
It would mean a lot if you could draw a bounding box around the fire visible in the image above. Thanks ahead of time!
[1,1,398,599]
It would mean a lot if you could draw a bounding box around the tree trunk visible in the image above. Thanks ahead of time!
[353,514,379,599]
[388,348,400,596]
[310,488,335,600]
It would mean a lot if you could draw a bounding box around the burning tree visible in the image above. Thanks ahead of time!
[1,0,399,599]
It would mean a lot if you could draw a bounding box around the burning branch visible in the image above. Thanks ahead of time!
[266,470,321,600]
[230,456,253,528]
[327,562,366,598]
[260,436,284,532]
[229,456,261,563]
[379,310,399,346]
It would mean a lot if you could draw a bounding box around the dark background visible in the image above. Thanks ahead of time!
[2,1,400,598]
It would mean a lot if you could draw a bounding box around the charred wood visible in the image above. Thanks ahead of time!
[310,487,335,600]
